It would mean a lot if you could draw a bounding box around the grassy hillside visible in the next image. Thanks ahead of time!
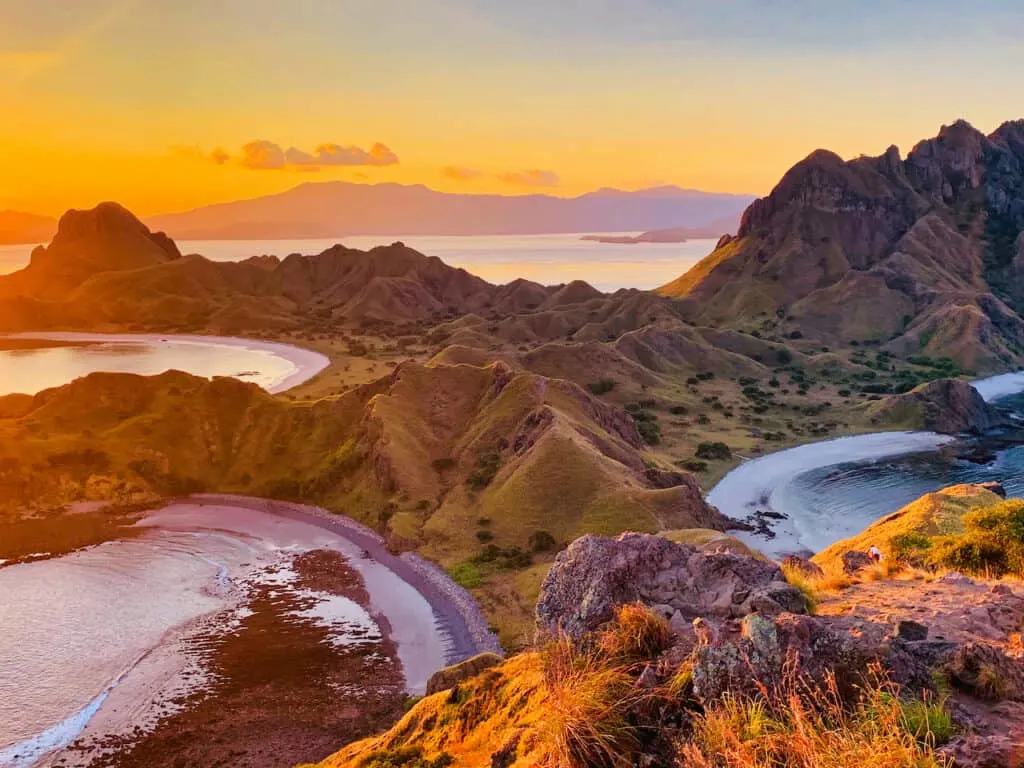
[812,484,1003,574]
[0,362,725,645]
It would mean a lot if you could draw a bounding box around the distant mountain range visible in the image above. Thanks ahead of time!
[0,211,58,245]
[0,183,752,244]
[143,182,753,240]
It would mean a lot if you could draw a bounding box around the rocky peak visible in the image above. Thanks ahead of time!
[992,119,1024,155]
[26,202,181,292]
[905,120,988,201]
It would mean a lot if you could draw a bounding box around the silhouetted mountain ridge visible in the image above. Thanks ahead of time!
[145,181,754,239]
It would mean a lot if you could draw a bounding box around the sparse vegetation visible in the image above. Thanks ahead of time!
[588,379,617,396]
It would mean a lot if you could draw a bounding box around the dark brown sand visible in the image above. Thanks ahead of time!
[64,550,406,768]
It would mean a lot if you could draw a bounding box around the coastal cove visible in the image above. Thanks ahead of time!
[0,496,498,768]
[711,372,1024,557]
[0,333,330,396]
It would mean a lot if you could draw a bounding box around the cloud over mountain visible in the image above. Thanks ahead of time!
[213,140,399,171]
[442,166,484,181]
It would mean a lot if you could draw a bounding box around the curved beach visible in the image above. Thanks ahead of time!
[0,496,498,768]
[1,332,330,393]
[710,371,1024,558]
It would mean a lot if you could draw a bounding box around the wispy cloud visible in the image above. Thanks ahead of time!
[200,140,400,171]
[442,165,484,181]
[498,169,561,187]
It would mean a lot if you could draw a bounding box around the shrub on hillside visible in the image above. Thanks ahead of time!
[928,500,1024,577]
[587,379,616,396]
[529,530,558,553]
[695,442,732,461]
[677,459,708,473]
[636,419,662,446]
[466,451,502,490]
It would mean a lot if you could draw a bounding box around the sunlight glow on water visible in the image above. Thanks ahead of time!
[0,334,327,396]
[0,234,718,292]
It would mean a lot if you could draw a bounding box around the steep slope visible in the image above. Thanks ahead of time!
[812,483,1003,573]
[660,119,1024,372]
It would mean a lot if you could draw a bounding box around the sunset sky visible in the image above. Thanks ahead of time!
[2,0,1023,217]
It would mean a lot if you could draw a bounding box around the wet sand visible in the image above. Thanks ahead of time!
[57,551,407,768]
[188,494,502,666]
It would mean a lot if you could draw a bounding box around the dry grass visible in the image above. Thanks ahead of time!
[599,602,672,661]
[679,674,951,768]
[540,636,642,768]
[976,663,1009,701]
[780,562,821,614]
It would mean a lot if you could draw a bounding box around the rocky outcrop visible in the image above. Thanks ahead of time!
[841,550,874,575]
[535,532,806,639]
[871,378,1008,434]
[425,652,503,695]
[659,119,1024,372]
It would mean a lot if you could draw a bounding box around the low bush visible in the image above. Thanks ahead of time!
[927,499,1024,577]
[677,459,708,473]
[695,442,732,461]
[448,561,482,588]
[529,530,558,553]
[588,379,616,396]
[466,451,502,490]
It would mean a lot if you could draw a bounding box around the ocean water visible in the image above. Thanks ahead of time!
[0,234,718,292]
[0,334,325,397]
[773,391,1024,549]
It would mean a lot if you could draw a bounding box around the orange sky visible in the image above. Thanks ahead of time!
[2,0,1022,217]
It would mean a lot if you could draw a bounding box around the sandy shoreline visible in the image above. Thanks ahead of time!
[0,332,330,393]
[189,494,502,666]
[2,496,498,767]
[710,372,1024,558]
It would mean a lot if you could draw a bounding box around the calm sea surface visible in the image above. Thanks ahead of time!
[782,393,1024,541]
[0,234,718,292]
[0,334,326,397]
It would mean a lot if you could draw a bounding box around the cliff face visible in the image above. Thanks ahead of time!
[660,120,1024,372]
[869,378,1009,434]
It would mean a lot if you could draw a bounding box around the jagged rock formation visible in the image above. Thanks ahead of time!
[535,532,805,639]
[660,119,1024,372]
[869,378,1009,434]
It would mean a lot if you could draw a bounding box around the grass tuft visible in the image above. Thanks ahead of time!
[599,602,672,661]
[680,674,951,767]
[540,636,641,768]
[780,562,820,614]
